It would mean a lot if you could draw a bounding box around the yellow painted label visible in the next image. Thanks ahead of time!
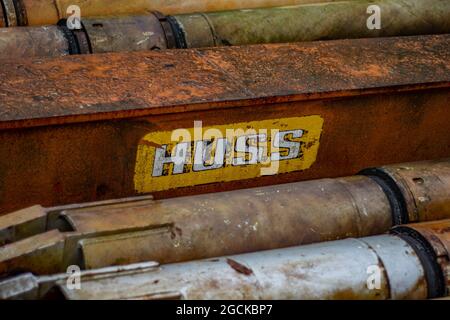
[134,116,323,193]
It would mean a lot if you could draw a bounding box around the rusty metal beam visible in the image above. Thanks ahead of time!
[2,220,449,300]
[2,0,348,26]
[0,159,449,276]
[1,0,450,59]
[0,35,449,214]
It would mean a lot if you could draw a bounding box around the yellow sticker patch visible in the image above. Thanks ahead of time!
[134,116,323,193]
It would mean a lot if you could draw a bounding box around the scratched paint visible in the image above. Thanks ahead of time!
[134,116,323,193]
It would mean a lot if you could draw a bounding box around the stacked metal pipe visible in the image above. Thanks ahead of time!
[1,219,449,300]
[0,0,449,59]
[0,160,449,299]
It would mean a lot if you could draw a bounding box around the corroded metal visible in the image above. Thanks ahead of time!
[0,262,160,300]
[0,233,435,300]
[17,0,345,26]
[0,26,69,58]
[362,160,450,224]
[58,235,429,300]
[0,159,449,276]
[81,14,169,53]
[2,220,449,300]
[173,0,450,48]
[0,14,171,60]
[0,35,449,213]
[1,0,450,59]
[393,220,450,296]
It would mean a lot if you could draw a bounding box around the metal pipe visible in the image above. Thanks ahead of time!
[1,220,449,300]
[1,0,450,59]
[171,0,450,48]
[0,14,174,59]
[80,14,174,53]
[0,159,449,276]
[392,221,450,296]
[1,0,348,26]
[362,160,450,224]
[0,25,70,58]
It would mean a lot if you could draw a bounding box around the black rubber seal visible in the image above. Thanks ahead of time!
[72,21,92,54]
[11,0,26,26]
[167,16,187,49]
[57,19,80,55]
[391,226,446,299]
[360,168,409,226]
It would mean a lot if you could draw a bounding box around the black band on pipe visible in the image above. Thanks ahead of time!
[57,20,81,55]
[167,16,187,49]
[360,168,409,226]
[391,227,446,299]
[73,21,93,55]
[11,0,26,26]
[153,11,177,50]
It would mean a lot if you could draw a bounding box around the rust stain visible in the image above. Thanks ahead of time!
[0,35,448,130]
[227,259,253,276]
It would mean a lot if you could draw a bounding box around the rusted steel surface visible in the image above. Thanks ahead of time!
[1,35,449,128]
[0,159,449,275]
[173,0,450,48]
[0,35,449,213]
[10,0,346,26]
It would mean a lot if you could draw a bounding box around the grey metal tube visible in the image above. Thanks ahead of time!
[0,25,70,58]
[58,235,428,300]
[2,220,449,300]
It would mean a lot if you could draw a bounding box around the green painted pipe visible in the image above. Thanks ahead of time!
[171,0,450,48]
